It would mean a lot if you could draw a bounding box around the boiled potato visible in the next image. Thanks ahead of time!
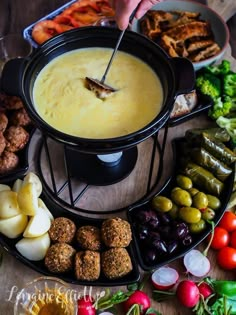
[0,214,28,238]
[0,184,11,192]
[23,207,51,238]
[23,172,42,197]
[15,233,50,261]
[0,191,21,218]
[17,182,38,216]
[12,179,23,193]
[38,198,54,221]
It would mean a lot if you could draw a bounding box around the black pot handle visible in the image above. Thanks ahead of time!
[172,57,195,96]
[0,58,26,96]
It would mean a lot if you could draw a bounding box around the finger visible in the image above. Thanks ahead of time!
[135,0,162,19]
[115,0,141,30]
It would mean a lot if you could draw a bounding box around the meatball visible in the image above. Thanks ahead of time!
[0,132,6,155]
[0,151,19,174]
[48,217,76,244]
[4,126,29,152]
[44,243,76,273]
[101,217,132,247]
[75,250,100,281]
[0,112,8,132]
[102,248,132,279]
[76,226,101,250]
[3,95,24,110]
[10,108,31,127]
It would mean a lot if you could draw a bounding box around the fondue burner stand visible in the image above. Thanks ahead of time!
[37,125,170,216]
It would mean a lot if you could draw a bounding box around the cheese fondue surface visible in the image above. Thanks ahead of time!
[33,48,163,139]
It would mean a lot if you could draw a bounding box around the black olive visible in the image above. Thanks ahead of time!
[175,222,189,239]
[145,249,157,264]
[166,241,178,254]
[137,225,149,240]
[182,235,193,246]
[148,217,160,229]
[158,213,171,225]
[152,239,168,254]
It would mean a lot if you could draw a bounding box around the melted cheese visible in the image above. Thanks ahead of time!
[33,48,163,139]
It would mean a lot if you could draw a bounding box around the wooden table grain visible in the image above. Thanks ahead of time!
[0,1,236,314]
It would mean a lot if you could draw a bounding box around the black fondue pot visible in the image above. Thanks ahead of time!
[1,27,195,154]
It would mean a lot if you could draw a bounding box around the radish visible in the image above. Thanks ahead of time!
[151,266,179,290]
[98,313,115,315]
[123,290,151,314]
[176,280,200,308]
[183,249,210,277]
[77,296,96,315]
[198,282,214,299]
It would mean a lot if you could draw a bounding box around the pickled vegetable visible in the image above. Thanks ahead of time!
[189,219,207,233]
[201,208,216,221]
[152,196,173,212]
[179,206,201,223]
[176,175,193,190]
[192,192,208,210]
[171,189,192,207]
[206,194,221,210]
[191,147,232,182]
[184,162,224,196]
[188,187,199,197]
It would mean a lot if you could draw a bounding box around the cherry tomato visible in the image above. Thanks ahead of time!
[209,227,229,250]
[230,230,236,249]
[217,246,236,270]
[219,211,236,232]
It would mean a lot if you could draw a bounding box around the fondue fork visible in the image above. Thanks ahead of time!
[85,8,138,99]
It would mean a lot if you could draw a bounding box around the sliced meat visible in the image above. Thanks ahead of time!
[190,42,221,61]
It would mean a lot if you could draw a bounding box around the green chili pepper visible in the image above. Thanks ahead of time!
[213,281,236,300]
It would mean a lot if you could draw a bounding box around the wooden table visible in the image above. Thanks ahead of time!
[0,1,236,314]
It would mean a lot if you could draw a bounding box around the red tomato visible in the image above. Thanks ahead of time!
[209,227,229,250]
[219,211,236,232]
[230,230,236,248]
[176,280,200,308]
[217,246,236,270]
[77,296,95,315]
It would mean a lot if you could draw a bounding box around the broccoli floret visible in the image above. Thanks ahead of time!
[196,73,221,99]
[216,116,236,144]
[205,60,231,75]
[223,73,236,97]
[208,95,232,119]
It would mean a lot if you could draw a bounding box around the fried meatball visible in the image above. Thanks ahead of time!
[75,250,100,281]
[101,217,132,248]
[10,108,31,127]
[3,95,24,110]
[0,151,19,174]
[102,248,132,279]
[44,243,76,273]
[48,217,76,244]
[4,126,29,152]
[0,112,8,132]
[0,132,6,155]
[76,226,101,250]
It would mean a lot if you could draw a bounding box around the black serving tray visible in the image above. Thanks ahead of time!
[0,193,140,286]
[127,137,235,271]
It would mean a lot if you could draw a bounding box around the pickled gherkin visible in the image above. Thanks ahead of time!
[183,162,224,196]
[191,147,232,182]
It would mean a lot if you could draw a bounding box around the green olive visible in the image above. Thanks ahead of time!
[168,203,179,219]
[206,195,221,210]
[176,175,193,190]
[192,192,209,210]
[171,187,181,193]
[188,187,199,197]
[152,195,173,212]
[189,219,207,233]
[179,206,201,223]
[171,189,192,207]
[201,207,216,221]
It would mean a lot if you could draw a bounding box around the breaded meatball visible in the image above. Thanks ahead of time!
[10,108,31,127]
[75,250,100,281]
[101,217,132,248]
[102,248,132,279]
[0,112,8,132]
[3,95,24,110]
[0,132,6,155]
[44,243,76,273]
[4,126,29,152]
[49,217,76,244]
[0,151,19,174]
[76,226,101,250]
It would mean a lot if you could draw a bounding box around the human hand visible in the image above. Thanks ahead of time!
[110,0,163,30]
